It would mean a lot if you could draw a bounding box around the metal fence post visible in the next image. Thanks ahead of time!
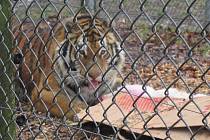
[0,0,15,139]
[205,0,210,31]
[81,0,97,15]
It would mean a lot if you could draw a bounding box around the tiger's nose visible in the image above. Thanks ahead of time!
[88,72,102,81]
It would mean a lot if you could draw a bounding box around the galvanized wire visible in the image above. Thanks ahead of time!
[0,0,209,139]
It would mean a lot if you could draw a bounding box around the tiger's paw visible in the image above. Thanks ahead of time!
[112,77,123,91]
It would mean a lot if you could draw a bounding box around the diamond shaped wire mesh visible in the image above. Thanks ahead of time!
[0,0,209,139]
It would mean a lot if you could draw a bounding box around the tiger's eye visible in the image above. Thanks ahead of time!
[76,44,87,56]
[79,49,86,56]
[100,49,106,55]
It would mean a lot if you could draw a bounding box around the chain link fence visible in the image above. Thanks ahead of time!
[0,0,209,139]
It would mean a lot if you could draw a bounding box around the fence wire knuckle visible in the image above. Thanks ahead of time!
[0,0,209,139]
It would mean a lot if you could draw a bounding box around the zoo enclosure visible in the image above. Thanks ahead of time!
[0,0,210,139]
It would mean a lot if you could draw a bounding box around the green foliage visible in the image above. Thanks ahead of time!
[199,43,210,57]
[0,0,16,139]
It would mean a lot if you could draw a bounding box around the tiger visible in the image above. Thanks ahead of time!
[12,15,125,119]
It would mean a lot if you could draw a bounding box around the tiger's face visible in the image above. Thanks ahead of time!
[55,16,125,105]
[12,15,125,118]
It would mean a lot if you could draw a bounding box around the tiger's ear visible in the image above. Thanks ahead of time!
[53,25,66,42]
[99,18,115,29]
[53,20,79,42]
[102,19,109,28]
[65,21,82,40]
[65,21,77,33]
